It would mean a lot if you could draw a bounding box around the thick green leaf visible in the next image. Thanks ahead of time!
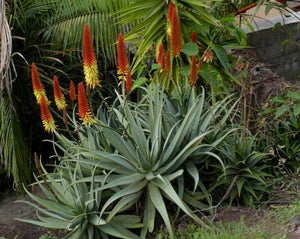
[148,182,174,238]
[286,91,300,100]
[132,77,149,91]
[182,42,199,56]
[293,103,300,117]
[275,105,290,118]
[213,45,229,70]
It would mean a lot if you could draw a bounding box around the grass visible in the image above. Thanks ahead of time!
[154,212,290,239]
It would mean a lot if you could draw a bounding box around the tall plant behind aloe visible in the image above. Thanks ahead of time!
[0,0,31,191]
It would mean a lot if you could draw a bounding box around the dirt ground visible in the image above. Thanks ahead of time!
[0,188,64,239]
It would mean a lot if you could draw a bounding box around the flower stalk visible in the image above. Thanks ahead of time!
[53,75,66,111]
[83,24,100,89]
[78,82,95,126]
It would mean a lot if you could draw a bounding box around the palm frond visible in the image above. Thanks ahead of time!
[118,0,220,72]
[0,1,31,192]
[36,0,131,65]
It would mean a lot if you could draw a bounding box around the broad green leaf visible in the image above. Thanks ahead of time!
[293,103,300,117]
[275,105,290,118]
[286,91,300,100]
[182,42,199,56]
[132,77,148,91]
[213,46,229,71]
[148,183,174,238]
[272,95,284,103]
[185,160,199,194]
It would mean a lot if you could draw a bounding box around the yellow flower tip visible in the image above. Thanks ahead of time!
[34,90,50,105]
[55,98,67,111]
[83,62,100,89]
[40,95,55,134]
[53,75,67,110]
[42,118,56,134]
[80,114,96,126]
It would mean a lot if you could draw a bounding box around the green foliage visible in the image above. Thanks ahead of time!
[39,234,58,239]
[36,0,130,64]
[258,89,300,176]
[0,93,31,192]
[19,83,239,238]
[213,134,271,205]
[118,0,246,93]
[18,162,142,239]
[155,217,271,239]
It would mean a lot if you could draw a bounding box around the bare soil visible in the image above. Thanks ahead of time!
[0,188,64,239]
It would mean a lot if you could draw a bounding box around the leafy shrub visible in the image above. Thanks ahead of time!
[212,134,271,205]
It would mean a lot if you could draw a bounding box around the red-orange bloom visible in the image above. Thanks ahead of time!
[158,43,164,67]
[53,75,66,111]
[168,1,175,22]
[125,70,132,94]
[40,95,55,133]
[69,80,76,101]
[78,82,95,126]
[31,62,49,104]
[83,24,100,89]
[176,18,182,56]
[190,55,197,87]
[171,8,181,57]
[198,58,202,72]
[118,33,128,77]
[191,31,197,43]
[165,50,171,73]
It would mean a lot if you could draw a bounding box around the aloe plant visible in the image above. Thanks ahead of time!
[16,83,239,238]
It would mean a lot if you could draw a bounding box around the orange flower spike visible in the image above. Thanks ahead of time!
[168,1,175,22]
[69,80,76,102]
[117,33,128,77]
[198,58,202,72]
[203,49,213,63]
[53,75,66,111]
[170,8,177,56]
[78,82,95,126]
[171,8,181,57]
[158,43,164,67]
[176,18,182,56]
[31,62,49,104]
[165,50,171,73]
[83,24,100,89]
[190,55,197,87]
[191,31,197,43]
[125,70,132,94]
[40,95,56,134]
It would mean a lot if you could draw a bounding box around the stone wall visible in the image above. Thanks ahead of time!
[243,13,300,80]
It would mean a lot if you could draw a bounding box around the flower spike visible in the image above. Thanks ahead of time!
[158,43,164,67]
[191,31,197,43]
[78,82,95,126]
[198,58,202,72]
[40,95,56,134]
[190,55,197,87]
[171,8,181,57]
[53,75,66,111]
[31,62,49,104]
[117,33,129,79]
[83,24,100,89]
[165,50,171,73]
[125,70,132,94]
[69,80,76,102]
[168,1,175,22]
